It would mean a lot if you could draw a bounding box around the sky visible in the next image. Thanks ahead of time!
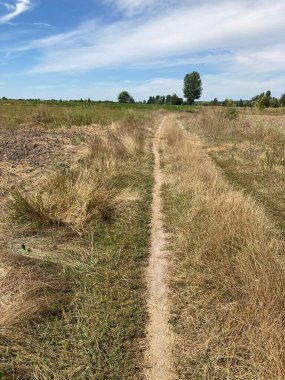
[0,0,285,101]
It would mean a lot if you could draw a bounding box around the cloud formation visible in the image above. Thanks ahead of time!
[1,0,285,100]
[0,0,31,24]
[105,0,157,14]
[104,0,175,15]
[17,0,284,76]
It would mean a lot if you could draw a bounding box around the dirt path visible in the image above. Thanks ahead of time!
[144,116,173,380]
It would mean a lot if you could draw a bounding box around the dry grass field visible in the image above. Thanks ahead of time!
[162,110,285,379]
[179,108,285,230]
[1,103,285,379]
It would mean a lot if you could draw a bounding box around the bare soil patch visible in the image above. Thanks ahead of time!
[144,116,173,380]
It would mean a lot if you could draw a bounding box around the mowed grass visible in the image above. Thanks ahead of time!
[180,107,285,230]
[161,117,285,379]
[0,111,155,379]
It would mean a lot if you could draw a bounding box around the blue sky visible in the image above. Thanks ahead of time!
[0,0,285,101]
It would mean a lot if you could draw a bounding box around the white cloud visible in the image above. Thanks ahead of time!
[2,0,285,100]
[234,44,285,74]
[104,0,174,15]
[0,0,32,24]
[0,2,14,11]
[203,73,285,100]
[19,0,284,75]
[32,22,53,28]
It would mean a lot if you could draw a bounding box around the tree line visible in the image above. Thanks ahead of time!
[146,94,184,105]
[118,71,203,105]
[2,69,285,108]
[198,91,285,108]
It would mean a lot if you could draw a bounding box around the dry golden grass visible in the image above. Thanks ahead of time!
[162,118,285,379]
[0,252,70,338]
[7,117,149,235]
[179,107,285,230]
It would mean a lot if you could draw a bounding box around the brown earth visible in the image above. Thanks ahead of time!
[144,116,174,380]
[0,126,96,196]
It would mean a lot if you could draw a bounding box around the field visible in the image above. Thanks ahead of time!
[0,102,157,379]
[162,108,285,379]
[0,102,285,379]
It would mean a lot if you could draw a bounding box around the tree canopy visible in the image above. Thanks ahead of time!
[147,94,183,105]
[183,71,203,104]
[118,91,135,103]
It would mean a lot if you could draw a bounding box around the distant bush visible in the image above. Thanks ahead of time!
[280,93,285,107]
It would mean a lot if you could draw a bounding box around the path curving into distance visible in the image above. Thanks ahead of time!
[144,117,173,380]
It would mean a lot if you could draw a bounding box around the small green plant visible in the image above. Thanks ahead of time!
[226,101,238,120]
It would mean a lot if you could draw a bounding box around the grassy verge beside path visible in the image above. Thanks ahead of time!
[161,116,285,379]
[0,114,154,379]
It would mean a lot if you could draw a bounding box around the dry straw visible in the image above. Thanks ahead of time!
[162,117,285,379]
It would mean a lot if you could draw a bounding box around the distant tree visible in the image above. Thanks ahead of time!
[171,94,183,105]
[158,96,164,104]
[263,90,272,107]
[165,95,171,105]
[242,100,250,107]
[270,97,279,108]
[259,93,271,109]
[279,93,285,107]
[118,91,135,103]
[251,90,272,108]
[212,97,219,106]
[225,99,234,107]
[146,94,183,106]
[183,71,203,104]
[251,93,260,107]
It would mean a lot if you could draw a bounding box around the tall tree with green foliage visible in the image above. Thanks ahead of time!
[118,91,135,103]
[183,71,203,104]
